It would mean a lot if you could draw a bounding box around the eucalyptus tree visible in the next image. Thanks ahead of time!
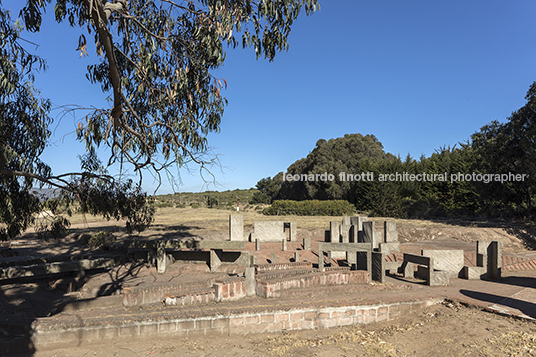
[0,0,319,239]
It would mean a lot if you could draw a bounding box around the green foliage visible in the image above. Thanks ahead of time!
[206,196,218,208]
[260,83,536,221]
[250,177,280,204]
[263,200,356,216]
[1,0,318,240]
[87,231,115,250]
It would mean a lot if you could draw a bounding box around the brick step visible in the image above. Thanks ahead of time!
[254,261,313,273]
[58,295,123,312]
[502,259,536,271]
[162,287,215,307]
[121,280,215,307]
[256,270,370,298]
[256,268,318,280]
[277,281,415,299]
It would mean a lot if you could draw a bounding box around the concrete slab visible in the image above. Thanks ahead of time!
[254,221,286,242]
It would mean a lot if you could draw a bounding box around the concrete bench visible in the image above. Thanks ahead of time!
[401,253,450,286]
[317,242,372,282]
[124,239,247,273]
[0,257,116,280]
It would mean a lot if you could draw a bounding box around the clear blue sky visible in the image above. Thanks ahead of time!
[5,0,536,194]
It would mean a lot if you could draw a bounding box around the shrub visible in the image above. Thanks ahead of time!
[87,231,115,250]
[263,200,355,216]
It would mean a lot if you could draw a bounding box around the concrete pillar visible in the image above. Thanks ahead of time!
[271,252,276,264]
[250,255,257,266]
[330,221,340,242]
[282,239,287,251]
[229,214,244,241]
[384,221,398,243]
[156,240,167,274]
[303,237,311,251]
[289,222,297,241]
[245,267,255,296]
[294,251,300,262]
[255,239,260,251]
[340,224,350,243]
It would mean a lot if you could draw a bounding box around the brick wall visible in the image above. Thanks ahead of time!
[31,298,443,349]
[256,270,369,298]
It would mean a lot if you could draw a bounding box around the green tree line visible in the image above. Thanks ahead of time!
[252,83,536,220]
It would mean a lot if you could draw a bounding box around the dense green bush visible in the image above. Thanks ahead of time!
[263,200,356,216]
[87,231,115,250]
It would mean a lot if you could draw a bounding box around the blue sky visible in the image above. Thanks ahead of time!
[4,0,536,194]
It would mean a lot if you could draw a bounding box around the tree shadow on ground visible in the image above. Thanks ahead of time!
[460,289,536,319]
[503,226,536,250]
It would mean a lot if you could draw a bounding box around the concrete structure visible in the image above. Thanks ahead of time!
[317,242,372,281]
[461,240,502,280]
[229,214,245,241]
[401,253,450,286]
[329,221,340,242]
[125,239,247,273]
[303,237,311,251]
[372,252,386,283]
[363,221,381,250]
[384,221,398,243]
[421,249,464,278]
[253,221,286,242]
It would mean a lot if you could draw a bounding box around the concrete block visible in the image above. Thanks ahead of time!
[362,221,374,245]
[271,252,276,264]
[403,262,414,278]
[429,270,450,287]
[282,239,287,251]
[303,237,311,251]
[350,216,368,231]
[460,266,487,280]
[384,221,398,243]
[245,267,255,297]
[342,216,351,226]
[349,225,358,243]
[250,255,257,266]
[379,242,400,255]
[255,239,260,251]
[330,221,340,243]
[254,221,285,242]
[421,249,464,278]
[340,224,351,244]
[289,222,297,241]
[157,240,167,274]
[210,249,222,272]
[294,251,299,262]
[372,252,386,283]
[373,232,382,249]
[229,214,244,241]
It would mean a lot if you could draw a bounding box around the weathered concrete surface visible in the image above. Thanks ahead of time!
[421,249,464,278]
[254,221,286,242]
[229,214,245,241]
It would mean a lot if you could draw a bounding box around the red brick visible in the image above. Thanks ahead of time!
[230,317,245,327]
[378,306,388,315]
[338,317,353,326]
[275,313,289,322]
[212,318,227,328]
[345,309,356,316]
[261,314,274,323]
[245,315,260,325]
[331,311,344,318]
[364,315,376,323]
[177,320,195,331]
[196,319,212,329]
[377,313,388,322]
[158,322,176,333]
[367,308,377,316]
[318,312,330,319]
[304,312,317,320]
[356,309,366,316]
[290,312,303,321]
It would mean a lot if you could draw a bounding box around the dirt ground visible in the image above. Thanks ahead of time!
[3,208,536,356]
[35,301,536,357]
